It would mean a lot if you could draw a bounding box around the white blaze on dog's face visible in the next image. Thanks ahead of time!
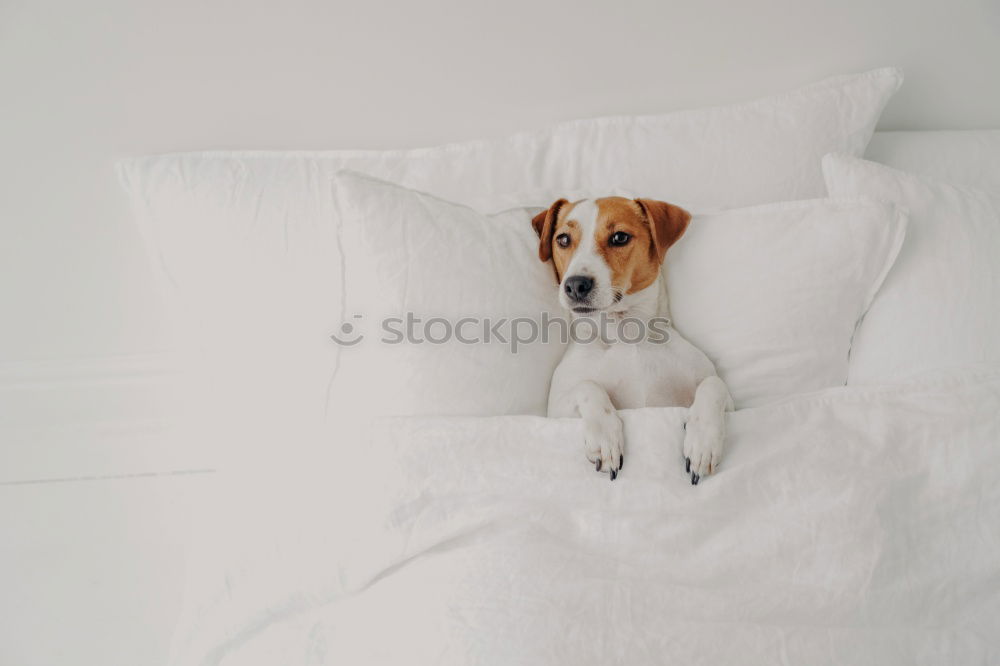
[531,197,691,313]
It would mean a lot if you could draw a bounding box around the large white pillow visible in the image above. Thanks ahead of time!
[822,154,1000,384]
[330,172,907,415]
[666,198,906,406]
[329,172,562,418]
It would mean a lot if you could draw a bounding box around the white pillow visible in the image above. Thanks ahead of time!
[330,172,562,418]
[822,154,1000,384]
[666,198,906,407]
[331,172,907,415]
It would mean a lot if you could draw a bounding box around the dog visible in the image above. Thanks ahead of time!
[532,197,733,484]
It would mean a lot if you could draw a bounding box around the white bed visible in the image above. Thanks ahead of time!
[3,125,999,666]
[150,123,998,665]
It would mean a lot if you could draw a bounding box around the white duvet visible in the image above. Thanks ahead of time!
[172,366,1000,665]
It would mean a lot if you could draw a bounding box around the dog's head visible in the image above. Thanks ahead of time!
[532,197,691,314]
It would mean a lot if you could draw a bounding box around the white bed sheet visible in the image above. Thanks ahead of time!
[170,364,1000,665]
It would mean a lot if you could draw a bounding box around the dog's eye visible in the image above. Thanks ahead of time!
[555,233,571,248]
[609,231,631,246]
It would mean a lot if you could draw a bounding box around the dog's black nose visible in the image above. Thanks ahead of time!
[564,275,594,301]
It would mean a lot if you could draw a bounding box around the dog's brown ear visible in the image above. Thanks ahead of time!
[531,198,568,262]
[635,198,691,264]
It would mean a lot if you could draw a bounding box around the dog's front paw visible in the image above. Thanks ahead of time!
[584,412,624,481]
[682,415,724,485]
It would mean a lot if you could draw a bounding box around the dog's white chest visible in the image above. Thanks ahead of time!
[559,335,708,410]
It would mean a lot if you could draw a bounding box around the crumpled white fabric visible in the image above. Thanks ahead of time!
[170,365,1000,665]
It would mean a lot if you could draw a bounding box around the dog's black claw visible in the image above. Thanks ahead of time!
[619,454,623,470]
[685,457,691,473]
[610,469,617,481]
[691,473,700,486]
[595,459,602,472]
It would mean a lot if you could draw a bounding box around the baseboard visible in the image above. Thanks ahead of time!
[0,353,214,483]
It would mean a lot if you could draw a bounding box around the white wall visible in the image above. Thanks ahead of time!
[2,0,999,362]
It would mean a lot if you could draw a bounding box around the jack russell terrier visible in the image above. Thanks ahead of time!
[532,197,733,484]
